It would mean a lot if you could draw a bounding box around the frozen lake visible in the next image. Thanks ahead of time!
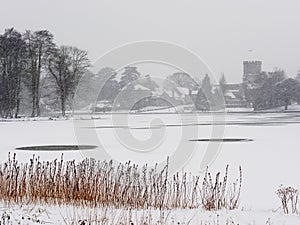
[1,112,300,210]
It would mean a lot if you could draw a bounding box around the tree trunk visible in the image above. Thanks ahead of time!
[31,70,36,117]
[31,96,36,117]
[61,93,66,117]
[36,93,40,117]
[15,98,20,118]
[15,74,21,118]
[36,65,41,116]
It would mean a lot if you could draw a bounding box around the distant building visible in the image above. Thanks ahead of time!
[243,60,262,75]
[134,84,151,91]
[162,87,197,105]
[219,61,264,108]
[223,83,247,108]
[243,61,263,86]
[242,60,284,108]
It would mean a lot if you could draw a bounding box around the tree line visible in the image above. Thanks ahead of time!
[1,27,299,118]
[192,71,300,111]
[0,28,90,118]
[243,70,300,110]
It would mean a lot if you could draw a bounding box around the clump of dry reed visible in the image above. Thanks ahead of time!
[0,153,242,211]
[276,185,299,214]
[201,165,242,211]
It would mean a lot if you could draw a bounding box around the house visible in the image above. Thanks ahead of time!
[223,83,248,108]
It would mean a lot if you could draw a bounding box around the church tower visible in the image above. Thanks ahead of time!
[243,61,262,84]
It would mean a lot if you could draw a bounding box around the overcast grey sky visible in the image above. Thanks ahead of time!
[1,0,300,83]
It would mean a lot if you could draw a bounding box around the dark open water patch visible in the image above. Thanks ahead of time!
[16,145,98,151]
[189,138,253,142]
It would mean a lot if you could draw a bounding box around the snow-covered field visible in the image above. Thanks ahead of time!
[1,112,300,224]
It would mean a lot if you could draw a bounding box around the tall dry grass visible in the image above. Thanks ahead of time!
[201,165,242,210]
[0,153,242,211]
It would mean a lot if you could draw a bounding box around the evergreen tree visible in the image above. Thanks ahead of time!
[97,67,120,101]
[195,88,210,111]
[249,70,286,110]
[275,78,300,110]
[201,74,213,101]
[219,73,227,96]
[119,66,140,89]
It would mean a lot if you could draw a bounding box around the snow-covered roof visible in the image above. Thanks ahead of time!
[134,84,150,91]
[225,92,236,98]
[177,87,190,95]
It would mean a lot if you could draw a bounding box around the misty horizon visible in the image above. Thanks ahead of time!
[1,0,300,83]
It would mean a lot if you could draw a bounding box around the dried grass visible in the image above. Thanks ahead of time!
[0,153,242,212]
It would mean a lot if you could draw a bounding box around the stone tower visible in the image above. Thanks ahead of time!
[243,61,262,84]
[243,61,261,75]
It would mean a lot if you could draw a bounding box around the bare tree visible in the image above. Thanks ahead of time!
[23,30,55,117]
[48,46,90,116]
[0,28,27,118]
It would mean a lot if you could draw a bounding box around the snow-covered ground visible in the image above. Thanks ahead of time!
[0,204,299,224]
[1,112,300,224]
